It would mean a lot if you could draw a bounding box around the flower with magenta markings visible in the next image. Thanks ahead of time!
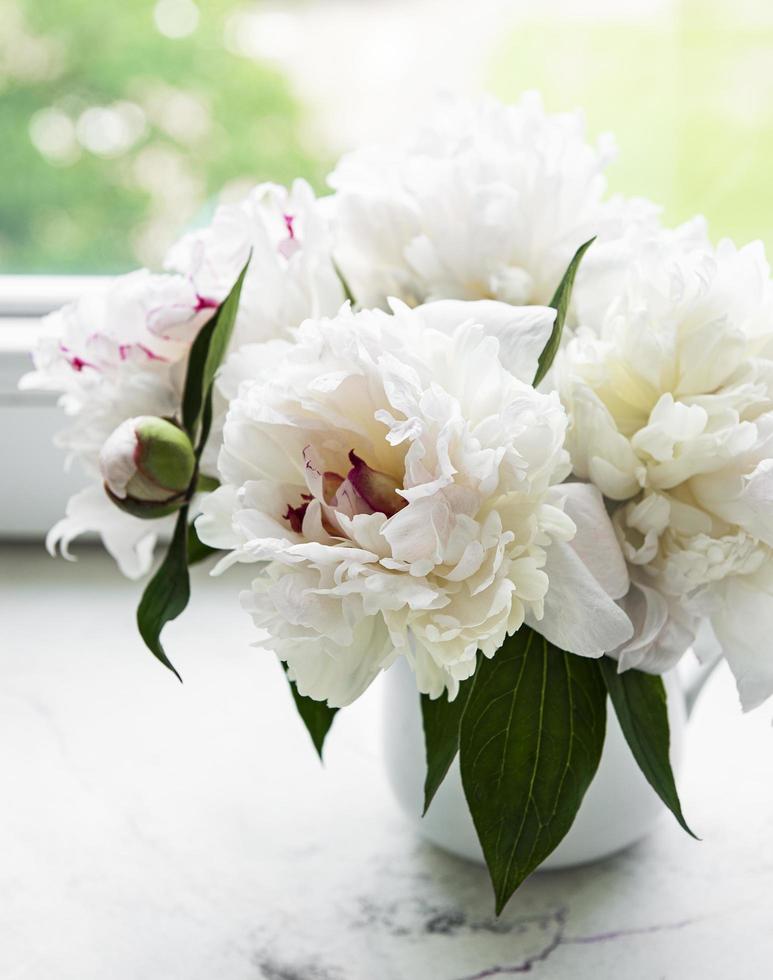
[21,270,211,576]
[557,233,773,709]
[197,299,633,706]
[21,181,343,578]
[166,179,344,350]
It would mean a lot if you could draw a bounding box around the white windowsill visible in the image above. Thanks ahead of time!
[0,275,111,538]
[0,274,109,318]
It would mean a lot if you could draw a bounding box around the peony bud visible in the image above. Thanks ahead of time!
[100,416,196,519]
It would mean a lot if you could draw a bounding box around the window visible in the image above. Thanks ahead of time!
[3,0,773,535]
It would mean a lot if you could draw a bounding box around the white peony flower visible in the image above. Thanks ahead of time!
[197,300,633,706]
[166,179,344,349]
[20,270,207,577]
[166,178,345,475]
[329,92,657,312]
[557,233,773,709]
[22,181,343,577]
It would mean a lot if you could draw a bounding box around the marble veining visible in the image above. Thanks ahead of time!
[1,543,772,979]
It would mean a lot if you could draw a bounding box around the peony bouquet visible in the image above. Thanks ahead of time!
[25,94,773,912]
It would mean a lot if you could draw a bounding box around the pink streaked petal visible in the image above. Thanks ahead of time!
[59,343,97,373]
[117,343,168,363]
[145,300,211,339]
[278,211,302,260]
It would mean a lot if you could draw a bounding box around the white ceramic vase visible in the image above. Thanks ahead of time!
[382,654,707,870]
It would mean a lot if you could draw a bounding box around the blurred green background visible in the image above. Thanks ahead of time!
[0,0,328,273]
[2,0,771,274]
[490,0,773,255]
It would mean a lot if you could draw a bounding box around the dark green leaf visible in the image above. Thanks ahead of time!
[136,507,190,681]
[599,657,696,838]
[134,265,248,674]
[181,257,251,440]
[200,259,250,411]
[282,662,338,760]
[421,664,478,815]
[196,381,215,461]
[533,237,595,387]
[181,311,217,439]
[460,627,607,914]
[187,518,221,566]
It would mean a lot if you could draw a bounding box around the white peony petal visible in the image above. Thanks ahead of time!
[711,569,773,711]
[419,300,556,383]
[243,575,396,707]
[47,485,163,580]
[196,484,243,552]
[525,536,634,657]
[611,577,696,674]
[547,482,629,599]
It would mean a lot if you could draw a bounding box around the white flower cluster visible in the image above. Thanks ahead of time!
[20,271,207,576]
[25,93,773,712]
[23,180,342,576]
[557,232,773,709]
[329,93,656,310]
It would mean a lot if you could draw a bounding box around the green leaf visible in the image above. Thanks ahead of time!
[186,519,220,567]
[196,389,215,463]
[420,665,478,816]
[136,507,190,681]
[599,657,696,839]
[181,311,217,440]
[532,237,595,387]
[181,257,251,441]
[460,627,607,914]
[195,473,220,494]
[281,662,338,759]
[200,260,250,407]
[134,261,249,675]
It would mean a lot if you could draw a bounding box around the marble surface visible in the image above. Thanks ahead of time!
[2,542,772,979]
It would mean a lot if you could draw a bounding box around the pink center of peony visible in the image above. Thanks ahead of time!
[284,448,406,535]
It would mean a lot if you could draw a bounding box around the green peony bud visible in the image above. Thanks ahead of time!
[99,415,196,519]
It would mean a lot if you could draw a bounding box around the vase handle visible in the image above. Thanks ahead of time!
[680,653,721,716]
[679,621,725,715]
